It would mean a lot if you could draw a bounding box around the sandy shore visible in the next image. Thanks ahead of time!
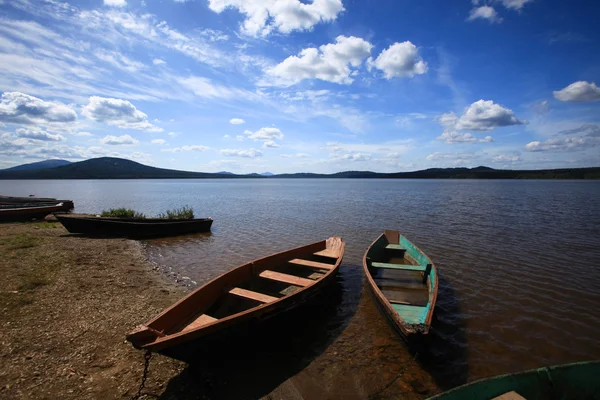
[0,221,186,399]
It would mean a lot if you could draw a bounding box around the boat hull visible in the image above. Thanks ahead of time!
[126,237,345,361]
[56,215,213,238]
[427,360,600,400]
[0,203,65,222]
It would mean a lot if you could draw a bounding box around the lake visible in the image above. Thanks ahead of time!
[3,178,600,398]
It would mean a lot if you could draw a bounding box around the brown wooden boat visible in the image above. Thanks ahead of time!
[127,237,344,359]
[0,202,64,222]
[363,230,438,339]
[0,196,74,211]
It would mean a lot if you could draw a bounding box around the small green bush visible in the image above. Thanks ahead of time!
[157,206,194,220]
[101,208,146,219]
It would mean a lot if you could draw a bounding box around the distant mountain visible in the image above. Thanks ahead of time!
[3,159,71,171]
[0,157,598,179]
[260,172,274,176]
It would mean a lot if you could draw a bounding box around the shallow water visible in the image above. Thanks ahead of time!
[4,178,600,398]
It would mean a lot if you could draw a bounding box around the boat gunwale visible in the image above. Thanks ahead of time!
[56,214,213,226]
[132,236,345,350]
[362,231,438,336]
[0,202,63,213]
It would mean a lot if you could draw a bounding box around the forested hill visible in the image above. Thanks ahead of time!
[0,157,598,179]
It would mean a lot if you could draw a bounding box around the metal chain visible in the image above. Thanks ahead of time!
[131,350,153,400]
[369,352,419,399]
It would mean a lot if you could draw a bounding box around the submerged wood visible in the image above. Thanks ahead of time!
[362,230,438,339]
[126,237,345,359]
[427,360,600,400]
[55,214,213,238]
[0,202,65,222]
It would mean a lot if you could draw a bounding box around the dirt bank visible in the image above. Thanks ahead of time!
[0,221,186,399]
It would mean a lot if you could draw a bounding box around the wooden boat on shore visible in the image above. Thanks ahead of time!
[0,202,64,222]
[0,196,74,211]
[56,214,213,238]
[363,230,438,339]
[427,360,600,400]
[127,237,345,359]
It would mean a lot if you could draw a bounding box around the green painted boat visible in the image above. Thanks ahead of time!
[427,361,600,400]
[363,230,438,338]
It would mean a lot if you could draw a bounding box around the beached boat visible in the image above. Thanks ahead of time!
[126,237,345,359]
[363,230,438,339]
[427,360,600,400]
[0,202,64,222]
[0,195,74,211]
[55,214,213,238]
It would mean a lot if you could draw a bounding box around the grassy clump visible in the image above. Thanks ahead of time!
[101,208,146,219]
[0,234,40,250]
[157,206,194,220]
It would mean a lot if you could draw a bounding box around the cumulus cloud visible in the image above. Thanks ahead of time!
[368,42,428,79]
[207,0,344,37]
[263,140,279,148]
[553,81,600,102]
[498,0,534,10]
[15,127,66,142]
[82,96,162,132]
[340,153,371,161]
[0,92,77,125]
[104,0,126,7]
[267,35,373,85]
[525,124,600,152]
[152,59,166,65]
[162,145,209,152]
[467,6,502,23]
[151,139,166,145]
[244,127,284,141]
[560,124,600,138]
[493,154,521,162]
[220,148,263,158]
[437,131,494,144]
[230,118,245,125]
[454,100,526,131]
[100,134,139,145]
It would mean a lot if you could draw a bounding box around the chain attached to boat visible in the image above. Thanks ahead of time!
[369,352,419,399]
[131,350,153,400]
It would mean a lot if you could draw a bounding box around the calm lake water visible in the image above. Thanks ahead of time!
[3,179,600,398]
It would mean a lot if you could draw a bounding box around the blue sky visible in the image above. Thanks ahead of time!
[0,0,599,173]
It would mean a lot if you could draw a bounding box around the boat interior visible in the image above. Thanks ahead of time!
[366,230,434,325]
[128,238,343,346]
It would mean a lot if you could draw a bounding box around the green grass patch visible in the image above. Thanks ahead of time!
[0,234,40,250]
[34,221,60,229]
[101,208,146,219]
[157,206,194,220]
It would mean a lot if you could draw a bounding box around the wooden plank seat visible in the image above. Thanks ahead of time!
[288,258,335,270]
[371,262,428,272]
[183,314,218,331]
[228,287,278,303]
[313,249,338,259]
[259,270,313,287]
[385,244,406,251]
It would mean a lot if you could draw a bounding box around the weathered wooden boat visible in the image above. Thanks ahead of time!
[363,230,438,339]
[0,196,74,211]
[0,202,64,222]
[427,360,600,400]
[55,214,213,238]
[127,237,345,360]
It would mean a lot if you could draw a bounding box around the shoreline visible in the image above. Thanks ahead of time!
[0,221,186,399]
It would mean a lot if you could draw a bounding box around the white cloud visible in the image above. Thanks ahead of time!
[236,135,245,141]
[553,81,600,102]
[152,59,166,65]
[340,153,371,161]
[82,96,163,132]
[95,50,144,72]
[267,36,373,85]
[525,137,589,152]
[168,131,180,137]
[263,140,280,148]
[437,131,494,144]
[245,127,284,141]
[162,145,209,152]
[467,6,502,23]
[493,154,521,162]
[454,100,526,131]
[104,0,126,7]
[100,134,139,145]
[220,148,263,158]
[499,0,534,10]
[207,0,344,37]
[151,138,166,145]
[0,92,77,125]
[368,41,428,79]
[426,152,478,161]
[531,100,550,115]
[178,76,256,100]
[15,127,65,142]
[230,118,245,125]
